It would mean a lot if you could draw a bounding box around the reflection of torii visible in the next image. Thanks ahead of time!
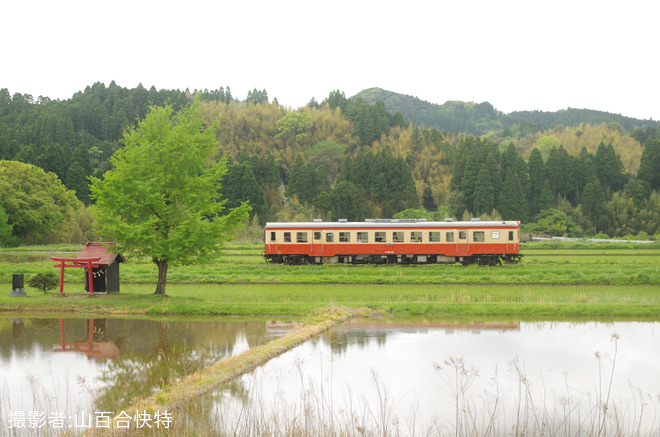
[53,319,120,360]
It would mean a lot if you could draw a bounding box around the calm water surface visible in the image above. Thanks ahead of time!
[2,317,659,436]
[0,316,294,435]
[208,319,660,436]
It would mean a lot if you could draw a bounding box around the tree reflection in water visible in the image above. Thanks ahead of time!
[0,316,286,421]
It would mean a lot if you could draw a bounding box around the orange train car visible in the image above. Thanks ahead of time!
[264,219,522,266]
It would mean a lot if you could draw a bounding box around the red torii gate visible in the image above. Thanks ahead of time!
[51,257,101,295]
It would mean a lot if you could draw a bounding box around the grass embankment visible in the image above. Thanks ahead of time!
[0,283,658,318]
[1,241,659,318]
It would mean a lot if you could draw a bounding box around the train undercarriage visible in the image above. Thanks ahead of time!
[264,253,522,266]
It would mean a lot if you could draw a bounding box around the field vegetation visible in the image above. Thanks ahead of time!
[1,241,658,318]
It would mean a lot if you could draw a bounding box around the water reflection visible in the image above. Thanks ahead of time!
[200,319,660,437]
[53,319,120,359]
[322,320,520,355]
[0,316,293,433]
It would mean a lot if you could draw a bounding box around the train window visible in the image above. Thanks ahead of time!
[357,232,369,243]
[459,231,467,240]
[393,232,404,242]
[491,231,500,239]
[509,231,514,241]
[314,232,322,240]
[326,233,334,243]
[296,232,308,243]
[339,232,351,242]
[411,232,422,242]
[375,231,386,242]
[429,231,440,242]
[270,231,276,241]
[446,232,454,242]
[473,231,485,242]
[284,232,291,243]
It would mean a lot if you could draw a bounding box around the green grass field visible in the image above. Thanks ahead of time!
[1,241,659,317]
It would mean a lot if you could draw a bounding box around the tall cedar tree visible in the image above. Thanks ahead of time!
[637,138,660,191]
[473,164,495,216]
[527,148,546,218]
[498,168,528,221]
[90,103,249,295]
[222,162,266,221]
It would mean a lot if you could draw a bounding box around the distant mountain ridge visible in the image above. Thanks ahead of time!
[352,87,660,135]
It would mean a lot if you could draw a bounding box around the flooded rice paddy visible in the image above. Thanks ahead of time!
[1,316,659,436]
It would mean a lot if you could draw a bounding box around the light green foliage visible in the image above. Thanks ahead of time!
[536,135,561,159]
[0,160,81,244]
[0,206,17,247]
[531,208,582,237]
[275,112,312,141]
[393,208,431,220]
[90,102,250,294]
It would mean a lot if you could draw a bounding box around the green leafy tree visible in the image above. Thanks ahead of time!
[0,206,17,247]
[275,112,312,141]
[393,208,431,220]
[535,208,580,237]
[90,103,250,295]
[0,160,81,243]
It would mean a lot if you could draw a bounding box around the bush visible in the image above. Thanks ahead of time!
[28,273,60,293]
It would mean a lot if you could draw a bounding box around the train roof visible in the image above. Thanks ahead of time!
[265,219,520,229]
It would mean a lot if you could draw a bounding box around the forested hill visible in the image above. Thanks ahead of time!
[353,87,660,135]
[2,82,660,247]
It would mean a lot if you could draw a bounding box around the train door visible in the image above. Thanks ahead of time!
[267,230,277,253]
[311,231,323,258]
[507,229,517,253]
[457,229,469,256]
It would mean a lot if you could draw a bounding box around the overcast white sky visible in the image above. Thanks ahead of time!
[2,0,658,120]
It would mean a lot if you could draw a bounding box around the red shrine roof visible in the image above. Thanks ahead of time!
[78,242,126,266]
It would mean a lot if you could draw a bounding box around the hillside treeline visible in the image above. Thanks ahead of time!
[355,87,660,136]
[1,83,659,246]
